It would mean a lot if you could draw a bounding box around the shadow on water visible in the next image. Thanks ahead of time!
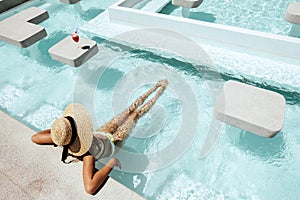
[159,2,216,23]
[226,125,288,165]
[97,68,124,90]
[91,36,106,44]
[188,12,216,23]
[38,32,68,68]
[21,31,68,68]
[80,8,105,21]
[159,2,178,15]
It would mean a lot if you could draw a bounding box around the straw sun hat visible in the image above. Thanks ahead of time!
[51,103,93,157]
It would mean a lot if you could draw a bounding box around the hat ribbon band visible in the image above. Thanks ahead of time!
[61,116,78,163]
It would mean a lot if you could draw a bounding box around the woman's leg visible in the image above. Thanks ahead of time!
[112,111,138,142]
[112,81,168,141]
[98,80,166,133]
[135,84,167,119]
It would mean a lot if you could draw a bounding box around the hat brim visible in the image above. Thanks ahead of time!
[62,103,93,157]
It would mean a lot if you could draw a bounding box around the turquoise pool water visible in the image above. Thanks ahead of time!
[159,0,300,36]
[92,42,300,199]
[1,0,300,200]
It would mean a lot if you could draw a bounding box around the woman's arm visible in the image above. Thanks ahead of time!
[31,129,54,145]
[82,155,121,195]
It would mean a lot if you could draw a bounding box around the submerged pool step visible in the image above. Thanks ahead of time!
[0,7,49,48]
[82,10,135,39]
[215,80,286,138]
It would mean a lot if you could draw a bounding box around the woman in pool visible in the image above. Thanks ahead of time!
[31,79,168,195]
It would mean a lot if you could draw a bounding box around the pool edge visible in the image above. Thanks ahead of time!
[0,110,145,200]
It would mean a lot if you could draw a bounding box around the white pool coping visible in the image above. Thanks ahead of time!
[0,110,145,200]
[82,0,300,61]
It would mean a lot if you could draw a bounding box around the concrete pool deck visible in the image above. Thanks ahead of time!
[0,110,145,200]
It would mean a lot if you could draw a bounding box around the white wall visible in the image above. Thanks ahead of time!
[108,1,300,60]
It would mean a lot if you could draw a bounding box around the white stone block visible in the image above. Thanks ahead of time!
[285,2,300,24]
[214,80,285,138]
[0,7,48,47]
[172,0,203,8]
[48,36,98,67]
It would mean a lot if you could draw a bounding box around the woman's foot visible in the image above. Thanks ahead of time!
[158,79,168,87]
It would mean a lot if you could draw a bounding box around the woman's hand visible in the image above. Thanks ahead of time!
[111,158,122,169]
[158,79,168,87]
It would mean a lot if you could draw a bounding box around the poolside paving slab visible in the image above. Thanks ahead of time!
[0,7,49,47]
[0,110,145,200]
[214,80,286,138]
[49,36,99,67]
